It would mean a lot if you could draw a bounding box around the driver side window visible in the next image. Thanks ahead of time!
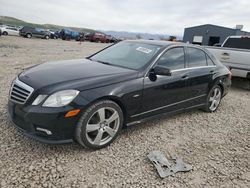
[157,47,185,70]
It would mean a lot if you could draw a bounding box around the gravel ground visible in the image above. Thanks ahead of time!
[0,36,249,188]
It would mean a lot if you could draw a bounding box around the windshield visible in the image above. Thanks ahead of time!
[90,41,161,70]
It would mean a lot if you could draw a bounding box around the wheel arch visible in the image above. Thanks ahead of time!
[86,95,128,126]
[217,83,224,95]
[209,77,225,96]
[26,33,32,37]
[100,96,127,124]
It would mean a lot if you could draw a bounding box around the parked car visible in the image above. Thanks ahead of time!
[8,40,231,149]
[206,36,250,78]
[85,32,107,43]
[60,29,80,40]
[19,26,50,39]
[105,35,119,43]
[1,26,19,36]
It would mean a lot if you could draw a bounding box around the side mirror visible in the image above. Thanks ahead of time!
[153,65,172,76]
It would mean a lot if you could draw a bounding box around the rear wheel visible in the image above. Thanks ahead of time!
[203,85,222,112]
[3,31,8,35]
[45,35,49,40]
[75,100,123,149]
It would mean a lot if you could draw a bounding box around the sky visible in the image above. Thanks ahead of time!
[0,0,250,36]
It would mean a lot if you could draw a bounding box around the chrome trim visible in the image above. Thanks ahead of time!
[171,65,216,73]
[36,127,52,135]
[144,44,217,77]
[130,94,207,118]
[10,78,34,104]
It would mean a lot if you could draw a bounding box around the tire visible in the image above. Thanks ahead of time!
[26,33,32,38]
[45,35,49,40]
[3,31,8,35]
[203,85,222,112]
[75,100,124,149]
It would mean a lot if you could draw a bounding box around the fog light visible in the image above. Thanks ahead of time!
[36,127,52,135]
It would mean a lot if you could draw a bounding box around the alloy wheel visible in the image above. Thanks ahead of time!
[85,107,120,146]
[209,87,221,111]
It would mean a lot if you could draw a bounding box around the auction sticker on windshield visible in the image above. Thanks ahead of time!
[136,47,153,54]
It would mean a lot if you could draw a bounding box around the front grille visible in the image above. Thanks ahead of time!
[10,78,34,104]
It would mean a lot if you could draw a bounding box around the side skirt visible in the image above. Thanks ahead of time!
[126,103,206,127]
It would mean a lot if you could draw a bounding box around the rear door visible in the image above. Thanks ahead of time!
[32,28,40,37]
[33,28,44,37]
[185,47,216,106]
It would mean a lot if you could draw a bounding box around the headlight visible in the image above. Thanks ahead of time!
[42,90,79,107]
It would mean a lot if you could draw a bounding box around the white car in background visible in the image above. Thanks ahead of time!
[0,26,19,36]
[206,36,250,78]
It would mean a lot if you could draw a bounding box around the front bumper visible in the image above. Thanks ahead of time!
[7,101,82,144]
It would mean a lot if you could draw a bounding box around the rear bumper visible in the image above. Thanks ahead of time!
[7,101,81,144]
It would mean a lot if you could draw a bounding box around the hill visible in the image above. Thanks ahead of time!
[0,16,96,33]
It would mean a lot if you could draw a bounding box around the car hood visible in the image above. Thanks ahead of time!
[19,59,138,93]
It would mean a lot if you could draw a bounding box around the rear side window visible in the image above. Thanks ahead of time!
[157,47,185,70]
[223,37,250,49]
[187,47,207,68]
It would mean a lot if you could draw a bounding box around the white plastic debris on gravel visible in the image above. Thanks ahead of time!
[0,36,249,188]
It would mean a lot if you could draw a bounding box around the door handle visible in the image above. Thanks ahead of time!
[222,52,230,56]
[181,75,189,80]
[221,52,230,60]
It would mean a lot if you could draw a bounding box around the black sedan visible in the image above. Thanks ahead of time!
[8,40,231,149]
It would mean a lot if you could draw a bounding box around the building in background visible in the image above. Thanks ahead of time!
[183,24,250,46]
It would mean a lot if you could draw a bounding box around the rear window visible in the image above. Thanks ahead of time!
[223,37,250,49]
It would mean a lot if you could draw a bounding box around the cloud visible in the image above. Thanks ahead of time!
[0,0,250,36]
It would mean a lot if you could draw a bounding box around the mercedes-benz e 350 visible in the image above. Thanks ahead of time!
[8,40,231,149]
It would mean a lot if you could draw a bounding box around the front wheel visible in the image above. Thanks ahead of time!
[203,85,222,112]
[75,100,123,149]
